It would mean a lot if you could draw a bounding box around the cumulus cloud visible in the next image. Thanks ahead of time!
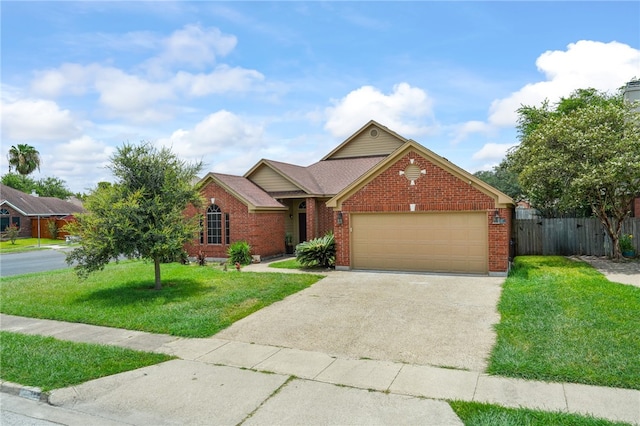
[324,83,435,138]
[488,40,640,127]
[155,110,265,162]
[451,120,493,145]
[1,98,81,141]
[173,65,264,97]
[472,142,517,161]
[155,24,237,69]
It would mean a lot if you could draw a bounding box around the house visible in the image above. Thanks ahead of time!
[0,183,85,239]
[185,121,514,275]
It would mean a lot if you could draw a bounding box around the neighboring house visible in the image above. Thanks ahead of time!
[0,183,85,239]
[185,120,514,276]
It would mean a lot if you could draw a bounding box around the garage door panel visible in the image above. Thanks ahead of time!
[351,213,488,274]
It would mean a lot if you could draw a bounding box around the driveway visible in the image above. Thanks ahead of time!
[216,270,504,372]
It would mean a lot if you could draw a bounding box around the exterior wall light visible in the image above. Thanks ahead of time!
[337,211,343,226]
[493,209,506,225]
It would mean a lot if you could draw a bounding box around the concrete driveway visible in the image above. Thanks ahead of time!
[216,270,504,372]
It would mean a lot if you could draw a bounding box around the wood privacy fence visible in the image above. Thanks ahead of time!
[514,218,640,256]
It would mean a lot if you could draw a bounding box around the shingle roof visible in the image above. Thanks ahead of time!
[0,183,85,216]
[205,173,286,209]
[262,156,386,196]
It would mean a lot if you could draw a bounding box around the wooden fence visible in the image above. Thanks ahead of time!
[514,218,640,256]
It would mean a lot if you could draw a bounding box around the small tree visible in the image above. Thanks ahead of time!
[507,88,640,259]
[47,219,59,240]
[5,224,20,244]
[66,143,204,289]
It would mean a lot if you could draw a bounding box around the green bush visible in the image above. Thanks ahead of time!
[295,232,335,268]
[228,241,252,265]
[47,220,59,240]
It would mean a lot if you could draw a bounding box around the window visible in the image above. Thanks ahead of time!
[11,217,20,229]
[199,216,204,244]
[207,205,222,244]
[225,213,230,245]
[0,209,9,231]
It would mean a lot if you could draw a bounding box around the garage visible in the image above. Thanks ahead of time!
[351,212,488,274]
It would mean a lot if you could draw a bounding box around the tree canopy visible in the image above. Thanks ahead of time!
[7,144,41,176]
[473,162,522,200]
[1,173,74,199]
[506,88,640,258]
[66,143,204,289]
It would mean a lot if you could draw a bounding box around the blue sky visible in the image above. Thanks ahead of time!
[2,1,639,193]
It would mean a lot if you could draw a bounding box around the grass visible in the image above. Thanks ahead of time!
[0,237,64,252]
[0,331,173,391]
[268,257,328,271]
[269,258,303,269]
[488,256,640,390]
[449,401,629,426]
[0,260,322,337]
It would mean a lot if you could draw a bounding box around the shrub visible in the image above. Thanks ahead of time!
[228,241,252,266]
[5,224,20,244]
[295,232,335,268]
[47,220,59,240]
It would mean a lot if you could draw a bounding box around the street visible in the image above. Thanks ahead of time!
[0,248,72,277]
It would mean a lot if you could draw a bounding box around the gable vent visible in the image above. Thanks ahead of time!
[370,128,379,138]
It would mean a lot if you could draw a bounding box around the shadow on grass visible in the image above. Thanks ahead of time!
[76,278,215,307]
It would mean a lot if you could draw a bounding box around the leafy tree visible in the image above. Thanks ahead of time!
[473,162,522,200]
[1,173,36,194]
[7,144,41,176]
[506,88,640,259]
[2,173,73,200]
[66,143,204,290]
[34,177,74,199]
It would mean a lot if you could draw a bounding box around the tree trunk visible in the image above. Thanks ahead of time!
[154,257,162,290]
[592,205,623,260]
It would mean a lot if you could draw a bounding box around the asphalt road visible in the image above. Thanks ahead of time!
[0,248,73,277]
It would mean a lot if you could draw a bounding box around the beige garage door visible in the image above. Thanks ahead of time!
[351,212,488,274]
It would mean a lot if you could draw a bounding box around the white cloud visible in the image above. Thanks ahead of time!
[1,98,81,141]
[324,83,435,138]
[488,40,640,127]
[472,142,517,161]
[450,120,493,145]
[159,24,236,68]
[155,110,265,163]
[173,65,264,97]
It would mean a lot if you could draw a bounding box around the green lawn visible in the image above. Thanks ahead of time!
[0,331,173,391]
[449,401,629,426]
[488,256,640,390]
[0,260,322,337]
[0,237,64,252]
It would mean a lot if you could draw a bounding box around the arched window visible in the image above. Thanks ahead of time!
[0,208,9,232]
[298,201,306,210]
[0,209,9,215]
[207,204,222,244]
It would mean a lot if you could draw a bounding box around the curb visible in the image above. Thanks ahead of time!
[1,380,48,402]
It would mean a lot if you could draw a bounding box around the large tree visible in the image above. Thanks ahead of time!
[473,162,522,200]
[66,143,203,289]
[506,88,640,259]
[7,144,41,176]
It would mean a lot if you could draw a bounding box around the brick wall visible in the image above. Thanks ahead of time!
[335,151,511,273]
[634,197,640,218]
[1,207,32,238]
[184,181,285,259]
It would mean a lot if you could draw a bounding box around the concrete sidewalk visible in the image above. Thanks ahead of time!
[1,314,639,425]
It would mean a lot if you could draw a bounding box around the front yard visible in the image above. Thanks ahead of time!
[0,260,322,337]
[488,256,640,390]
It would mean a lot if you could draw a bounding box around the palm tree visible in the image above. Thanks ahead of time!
[7,144,41,176]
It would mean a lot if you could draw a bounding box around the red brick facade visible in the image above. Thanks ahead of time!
[184,181,285,259]
[634,196,640,218]
[1,206,32,238]
[333,151,512,274]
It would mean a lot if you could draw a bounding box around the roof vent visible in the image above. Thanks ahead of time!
[370,128,379,138]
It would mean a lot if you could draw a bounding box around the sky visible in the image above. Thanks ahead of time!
[1,1,639,194]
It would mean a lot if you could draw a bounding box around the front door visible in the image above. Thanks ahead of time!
[298,213,307,243]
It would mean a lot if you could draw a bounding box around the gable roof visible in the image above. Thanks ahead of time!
[199,173,287,212]
[327,140,514,209]
[245,156,386,197]
[0,183,85,216]
[321,120,408,161]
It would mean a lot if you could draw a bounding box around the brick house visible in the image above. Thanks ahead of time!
[186,121,514,275]
[0,183,85,239]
